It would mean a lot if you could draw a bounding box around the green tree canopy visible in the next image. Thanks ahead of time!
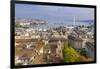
[63,41,80,62]
[63,41,94,62]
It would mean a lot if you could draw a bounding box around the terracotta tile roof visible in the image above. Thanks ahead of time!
[15,49,33,58]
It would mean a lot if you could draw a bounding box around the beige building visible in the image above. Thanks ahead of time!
[68,35,83,49]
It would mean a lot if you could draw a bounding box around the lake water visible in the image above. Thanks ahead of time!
[32,21,93,29]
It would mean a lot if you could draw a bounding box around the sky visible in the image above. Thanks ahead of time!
[15,4,94,23]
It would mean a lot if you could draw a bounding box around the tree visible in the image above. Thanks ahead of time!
[16,63,22,66]
[63,41,80,63]
[63,42,93,62]
[79,48,87,57]
[15,23,22,28]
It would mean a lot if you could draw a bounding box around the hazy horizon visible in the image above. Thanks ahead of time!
[15,4,94,24]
